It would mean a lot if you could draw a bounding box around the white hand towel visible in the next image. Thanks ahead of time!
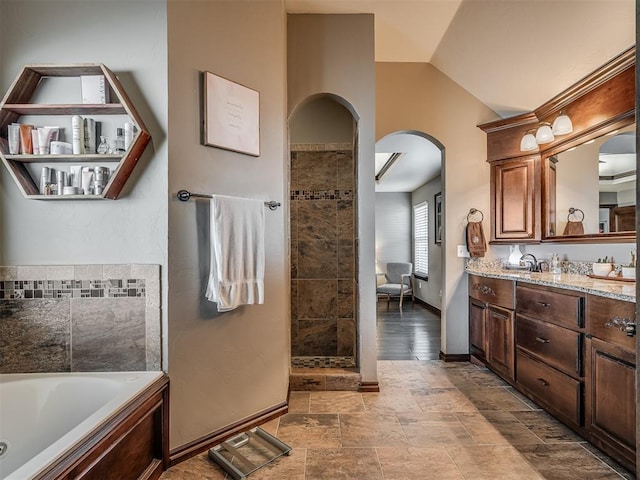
[205,195,265,312]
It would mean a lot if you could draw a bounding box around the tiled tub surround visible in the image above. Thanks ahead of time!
[466,258,636,302]
[290,143,357,365]
[0,264,161,373]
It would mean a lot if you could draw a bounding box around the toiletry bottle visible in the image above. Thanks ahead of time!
[40,167,51,195]
[57,170,67,196]
[115,128,125,153]
[72,115,84,154]
[97,136,111,154]
[124,122,134,150]
[550,254,561,274]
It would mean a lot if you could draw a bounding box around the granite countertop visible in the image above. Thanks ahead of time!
[466,263,636,303]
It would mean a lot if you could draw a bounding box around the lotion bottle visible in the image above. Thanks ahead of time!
[72,115,84,154]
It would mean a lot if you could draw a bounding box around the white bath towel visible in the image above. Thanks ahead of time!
[205,195,265,311]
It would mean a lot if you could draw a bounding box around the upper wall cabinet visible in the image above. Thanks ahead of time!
[0,64,151,200]
[479,47,635,244]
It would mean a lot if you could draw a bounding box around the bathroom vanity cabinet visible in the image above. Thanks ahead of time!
[490,156,540,243]
[468,275,515,380]
[468,271,637,471]
[585,295,636,469]
[0,64,151,200]
[515,283,584,429]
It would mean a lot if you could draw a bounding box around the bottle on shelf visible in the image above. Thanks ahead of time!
[115,128,125,154]
[97,136,111,154]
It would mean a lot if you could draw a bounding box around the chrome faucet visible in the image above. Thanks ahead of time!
[520,253,539,272]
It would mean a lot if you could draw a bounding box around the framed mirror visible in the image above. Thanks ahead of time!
[543,122,636,242]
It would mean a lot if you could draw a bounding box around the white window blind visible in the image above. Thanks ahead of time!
[413,201,429,277]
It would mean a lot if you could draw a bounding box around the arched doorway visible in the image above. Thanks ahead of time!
[374,130,445,360]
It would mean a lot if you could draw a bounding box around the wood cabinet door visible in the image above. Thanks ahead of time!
[469,298,487,361]
[492,156,540,242]
[486,305,515,381]
[585,336,636,470]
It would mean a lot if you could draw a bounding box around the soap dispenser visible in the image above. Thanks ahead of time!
[508,245,523,265]
[550,253,561,274]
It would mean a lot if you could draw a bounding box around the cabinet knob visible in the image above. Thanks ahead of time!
[605,316,636,336]
[474,284,496,296]
[624,322,636,337]
[535,336,550,344]
[537,378,549,387]
[537,301,550,308]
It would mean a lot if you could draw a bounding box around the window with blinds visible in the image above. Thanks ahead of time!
[413,201,429,278]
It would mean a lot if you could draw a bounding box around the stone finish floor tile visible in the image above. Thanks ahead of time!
[455,410,544,445]
[309,391,364,413]
[339,412,408,447]
[448,445,545,480]
[397,411,475,447]
[277,413,341,448]
[305,447,383,480]
[161,360,632,480]
[362,387,422,414]
[287,391,311,413]
[376,446,465,480]
[457,386,535,411]
[510,410,584,444]
[410,387,479,412]
[516,444,627,480]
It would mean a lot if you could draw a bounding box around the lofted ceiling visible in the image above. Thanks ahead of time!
[285,0,636,192]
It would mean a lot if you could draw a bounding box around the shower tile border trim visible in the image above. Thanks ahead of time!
[290,142,352,152]
[290,189,353,201]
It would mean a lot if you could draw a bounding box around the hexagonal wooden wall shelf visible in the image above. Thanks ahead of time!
[0,64,151,199]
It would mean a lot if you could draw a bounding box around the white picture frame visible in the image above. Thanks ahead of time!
[203,71,260,157]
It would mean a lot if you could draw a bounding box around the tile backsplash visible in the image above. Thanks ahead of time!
[0,264,161,373]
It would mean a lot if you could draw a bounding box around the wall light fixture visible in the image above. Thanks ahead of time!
[520,112,573,151]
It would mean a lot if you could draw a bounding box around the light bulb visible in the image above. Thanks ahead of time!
[520,133,538,151]
[535,124,555,144]
[552,114,573,135]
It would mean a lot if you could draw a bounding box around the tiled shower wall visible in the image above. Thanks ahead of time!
[0,264,161,373]
[290,143,357,365]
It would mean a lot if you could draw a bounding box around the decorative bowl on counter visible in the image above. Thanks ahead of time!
[621,266,636,279]
[592,262,613,276]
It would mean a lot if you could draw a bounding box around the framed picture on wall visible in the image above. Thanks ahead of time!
[203,71,260,156]
[434,192,442,244]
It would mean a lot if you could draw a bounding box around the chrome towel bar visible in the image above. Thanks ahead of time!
[176,190,281,210]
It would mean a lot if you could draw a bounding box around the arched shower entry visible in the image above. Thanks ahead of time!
[288,93,360,374]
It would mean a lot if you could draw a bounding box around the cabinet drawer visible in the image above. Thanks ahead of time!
[516,316,581,377]
[516,284,583,328]
[517,351,582,426]
[469,275,514,309]
[586,295,636,351]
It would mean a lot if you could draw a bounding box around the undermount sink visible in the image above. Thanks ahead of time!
[503,264,531,271]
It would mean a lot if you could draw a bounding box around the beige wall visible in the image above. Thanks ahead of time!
[288,13,377,382]
[377,63,496,355]
[167,0,288,448]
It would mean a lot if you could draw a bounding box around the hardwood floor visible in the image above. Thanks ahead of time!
[376,299,441,360]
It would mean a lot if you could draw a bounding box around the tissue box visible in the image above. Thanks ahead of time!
[81,75,109,104]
